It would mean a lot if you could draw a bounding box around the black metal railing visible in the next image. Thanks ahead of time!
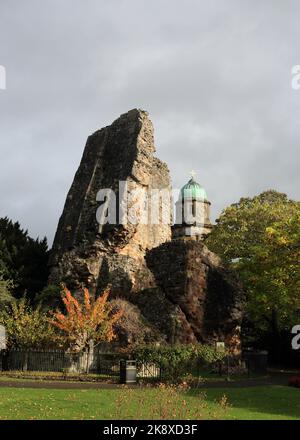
[0,349,161,381]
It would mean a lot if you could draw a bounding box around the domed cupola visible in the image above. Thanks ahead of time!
[172,173,212,240]
[180,177,208,201]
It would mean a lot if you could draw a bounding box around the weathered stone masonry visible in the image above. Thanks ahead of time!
[49,109,244,347]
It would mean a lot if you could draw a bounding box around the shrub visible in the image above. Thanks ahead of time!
[133,343,228,382]
[35,284,62,310]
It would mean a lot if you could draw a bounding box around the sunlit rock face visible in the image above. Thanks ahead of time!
[49,109,172,295]
[49,109,243,348]
[146,239,244,349]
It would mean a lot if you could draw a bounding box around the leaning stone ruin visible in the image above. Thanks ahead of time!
[49,109,244,350]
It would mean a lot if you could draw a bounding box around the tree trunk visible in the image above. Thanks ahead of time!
[85,340,94,374]
[270,309,281,365]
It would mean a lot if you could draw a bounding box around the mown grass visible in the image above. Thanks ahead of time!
[0,385,299,420]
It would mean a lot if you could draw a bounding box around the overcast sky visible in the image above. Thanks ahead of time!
[0,0,299,246]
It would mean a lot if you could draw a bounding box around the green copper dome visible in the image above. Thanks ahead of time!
[180,178,208,201]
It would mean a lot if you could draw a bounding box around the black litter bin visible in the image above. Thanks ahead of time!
[120,360,137,384]
[243,350,268,374]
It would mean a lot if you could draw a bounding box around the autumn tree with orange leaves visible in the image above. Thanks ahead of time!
[48,287,123,352]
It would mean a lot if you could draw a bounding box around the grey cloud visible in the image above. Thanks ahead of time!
[0,0,299,244]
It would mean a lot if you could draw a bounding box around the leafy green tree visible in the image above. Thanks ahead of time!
[0,272,14,309]
[205,190,300,355]
[0,217,49,301]
[0,297,56,349]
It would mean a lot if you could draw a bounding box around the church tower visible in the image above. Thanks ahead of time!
[172,173,212,240]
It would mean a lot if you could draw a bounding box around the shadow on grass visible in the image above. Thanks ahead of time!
[189,385,300,420]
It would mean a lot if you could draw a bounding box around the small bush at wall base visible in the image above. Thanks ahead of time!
[133,343,228,383]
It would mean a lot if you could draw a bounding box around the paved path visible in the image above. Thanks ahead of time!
[0,373,291,390]
[0,380,140,389]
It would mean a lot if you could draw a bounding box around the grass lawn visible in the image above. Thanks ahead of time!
[0,385,299,420]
